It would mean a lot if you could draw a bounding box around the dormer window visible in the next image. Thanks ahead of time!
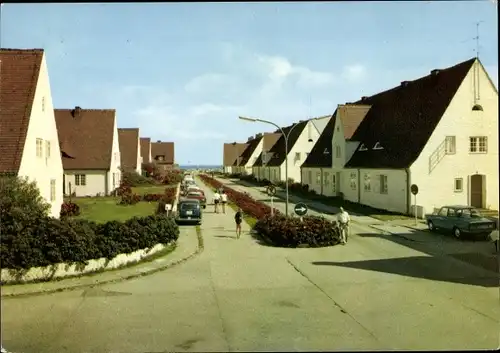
[359,143,368,151]
[373,142,384,150]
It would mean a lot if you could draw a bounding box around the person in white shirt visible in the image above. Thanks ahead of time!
[220,190,228,214]
[213,191,221,213]
[337,207,350,245]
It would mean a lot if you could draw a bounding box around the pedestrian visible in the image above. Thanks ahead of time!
[490,221,499,253]
[337,206,351,245]
[213,190,221,213]
[221,190,228,214]
[235,207,243,239]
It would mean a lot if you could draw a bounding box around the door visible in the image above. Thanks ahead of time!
[470,174,483,208]
[332,173,336,194]
[435,207,448,228]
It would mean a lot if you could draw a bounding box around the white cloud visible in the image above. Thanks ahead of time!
[342,64,367,81]
[184,73,234,93]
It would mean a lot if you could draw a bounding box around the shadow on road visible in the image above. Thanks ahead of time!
[213,235,236,239]
[312,256,500,288]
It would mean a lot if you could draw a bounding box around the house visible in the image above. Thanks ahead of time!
[235,132,281,176]
[118,128,142,174]
[55,107,122,197]
[151,141,175,173]
[0,48,64,218]
[250,133,282,180]
[256,120,321,184]
[343,57,498,216]
[223,142,248,174]
[301,105,369,196]
[140,137,152,164]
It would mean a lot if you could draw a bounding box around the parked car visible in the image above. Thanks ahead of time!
[185,190,207,208]
[425,205,496,240]
[176,199,202,225]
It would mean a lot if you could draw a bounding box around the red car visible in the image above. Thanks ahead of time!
[185,190,206,208]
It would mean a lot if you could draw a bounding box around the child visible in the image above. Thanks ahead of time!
[221,190,228,214]
[234,208,243,239]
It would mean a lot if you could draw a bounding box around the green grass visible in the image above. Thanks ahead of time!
[132,184,176,195]
[72,197,157,223]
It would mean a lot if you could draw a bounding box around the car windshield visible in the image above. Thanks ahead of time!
[181,202,199,210]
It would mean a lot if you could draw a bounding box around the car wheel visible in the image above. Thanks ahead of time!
[427,221,435,232]
[453,227,461,239]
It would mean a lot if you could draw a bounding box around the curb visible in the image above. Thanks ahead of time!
[1,229,204,299]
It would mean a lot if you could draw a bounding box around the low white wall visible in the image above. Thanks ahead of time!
[1,242,171,284]
[172,182,181,212]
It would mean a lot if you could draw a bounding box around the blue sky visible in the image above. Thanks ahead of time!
[2,1,498,165]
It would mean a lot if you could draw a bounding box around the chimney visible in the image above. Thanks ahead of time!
[71,106,82,118]
[401,81,410,87]
[361,96,368,101]
[431,69,440,76]
[157,140,161,143]
[255,133,263,138]
[247,136,253,141]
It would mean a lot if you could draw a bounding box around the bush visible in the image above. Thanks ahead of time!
[122,171,156,187]
[60,201,81,217]
[254,215,341,248]
[161,170,183,185]
[120,192,142,205]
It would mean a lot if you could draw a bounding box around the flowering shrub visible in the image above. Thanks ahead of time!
[60,201,81,217]
[142,187,176,204]
[162,170,183,185]
[254,215,340,248]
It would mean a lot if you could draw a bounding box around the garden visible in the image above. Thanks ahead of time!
[199,174,341,248]
[0,174,180,276]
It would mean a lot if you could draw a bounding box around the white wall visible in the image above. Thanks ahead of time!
[108,117,121,194]
[64,171,108,197]
[17,53,64,219]
[244,139,264,175]
[136,137,142,174]
[410,60,499,214]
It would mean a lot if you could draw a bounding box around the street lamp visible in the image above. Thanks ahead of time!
[239,115,319,216]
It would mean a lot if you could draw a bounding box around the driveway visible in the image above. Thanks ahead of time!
[1,177,498,352]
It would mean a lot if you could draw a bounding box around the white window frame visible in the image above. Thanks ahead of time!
[364,173,371,192]
[316,172,321,184]
[380,175,388,194]
[36,138,43,158]
[50,179,56,201]
[454,178,463,192]
[323,172,330,185]
[75,174,87,186]
[295,152,301,160]
[445,136,456,154]
[45,140,51,158]
[350,172,357,190]
[359,143,368,151]
[469,136,487,153]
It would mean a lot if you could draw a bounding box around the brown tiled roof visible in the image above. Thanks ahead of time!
[301,112,336,168]
[118,128,140,171]
[223,142,247,167]
[140,137,151,163]
[337,104,371,140]
[345,57,476,169]
[266,121,308,167]
[55,108,116,170]
[151,141,174,164]
[238,136,263,166]
[0,49,44,173]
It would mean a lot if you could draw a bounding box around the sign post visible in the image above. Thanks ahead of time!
[410,184,419,226]
[267,185,277,217]
[165,203,172,217]
[294,202,308,222]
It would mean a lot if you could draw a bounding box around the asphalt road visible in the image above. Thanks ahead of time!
[1,178,499,352]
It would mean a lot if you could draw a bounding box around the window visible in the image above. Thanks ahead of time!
[316,172,321,184]
[308,170,312,183]
[454,178,463,192]
[364,173,371,192]
[50,179,56,201]
[359,143,368,151]
[75,174,86,186]
[323,172,330,185]
[380,175,388,194]
[295,152,301,160]
[36,138,43,158]
[438,207,448,217]
[469,136,487,153]
[350,172,357,190]
[45,140,51,158]
[448,208,457,217]
[332,174,337,191]
[335,145,341,158]
[373,142,384,150]
[445,136,456,154]
[41,96,46,112]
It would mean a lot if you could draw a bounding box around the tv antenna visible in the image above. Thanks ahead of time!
[473,21,484,58]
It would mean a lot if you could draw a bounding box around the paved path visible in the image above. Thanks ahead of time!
[1,175,498,352]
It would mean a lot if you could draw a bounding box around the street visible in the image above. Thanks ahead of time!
[1,180,499,352]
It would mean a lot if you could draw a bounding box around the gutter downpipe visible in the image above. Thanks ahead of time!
[320,168,323,195]
[405,168,411,216]
[357,169,361,203]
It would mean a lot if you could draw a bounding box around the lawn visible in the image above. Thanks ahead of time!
[71,197,157,223]
[132,184,177,195]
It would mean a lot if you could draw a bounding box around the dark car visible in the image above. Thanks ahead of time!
[425,205,496,239]
[185,190,207,208]
[176,199,202,225]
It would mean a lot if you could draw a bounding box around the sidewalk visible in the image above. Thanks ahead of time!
[1,226,202,298]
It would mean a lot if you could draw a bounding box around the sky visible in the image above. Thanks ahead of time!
[1,1,498,166]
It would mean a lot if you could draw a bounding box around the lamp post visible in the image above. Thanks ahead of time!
[239,115,318,216]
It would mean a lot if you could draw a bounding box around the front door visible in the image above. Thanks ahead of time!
[470,174,483,208]
[332,174,336,194]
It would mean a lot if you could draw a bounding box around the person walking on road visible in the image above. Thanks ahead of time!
[213,190,221,213]
[235,207,243,239]
[490,221,499,253]
[220,190,228,214]
[337,207,351,245]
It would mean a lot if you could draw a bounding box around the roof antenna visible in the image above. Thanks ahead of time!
[472,21,484,108]
[473,21,483,59]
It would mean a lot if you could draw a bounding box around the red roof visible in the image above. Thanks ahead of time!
[151,141,174,164]
[118,128,140,171]
[140,137,151,163]
[0,49,44,173]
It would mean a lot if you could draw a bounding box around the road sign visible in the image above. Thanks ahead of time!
[266,185,276,196]
[294,202,308,216]
[410,184,419,195]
